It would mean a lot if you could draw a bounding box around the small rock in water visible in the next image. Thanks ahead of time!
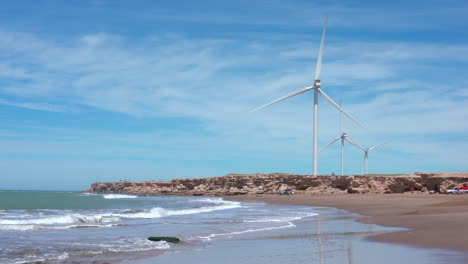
[148,236,180,243]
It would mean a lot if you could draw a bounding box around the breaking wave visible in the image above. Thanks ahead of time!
[79,193,138,199]
[102,194,138,199]
[0,199,241,231]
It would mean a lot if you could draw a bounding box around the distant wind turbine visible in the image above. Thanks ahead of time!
[320,100,363,176]
[252,18,365,176]
[346,140,391,175]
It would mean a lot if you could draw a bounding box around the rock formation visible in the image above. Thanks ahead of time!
[86,172,468,196]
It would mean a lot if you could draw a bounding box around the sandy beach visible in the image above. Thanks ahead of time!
[226,193,468,252]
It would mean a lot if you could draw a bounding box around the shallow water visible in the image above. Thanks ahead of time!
[1,191,466,264]
[0,191,316,263]
[132,206,468,264]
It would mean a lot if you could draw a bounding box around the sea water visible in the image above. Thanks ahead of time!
[0,191,466,264]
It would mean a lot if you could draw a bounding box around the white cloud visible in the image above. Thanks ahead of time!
[0,98,70,112]
[0,26,467,177]
[80,33,109,46]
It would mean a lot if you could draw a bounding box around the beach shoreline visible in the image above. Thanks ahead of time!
[225,193,468,253]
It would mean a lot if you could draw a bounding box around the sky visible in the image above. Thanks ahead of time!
[0,0,467,190]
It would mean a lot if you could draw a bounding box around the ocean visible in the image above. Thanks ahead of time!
[0,191,465,264]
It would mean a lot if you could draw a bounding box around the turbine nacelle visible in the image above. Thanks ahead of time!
[314,79,321,88]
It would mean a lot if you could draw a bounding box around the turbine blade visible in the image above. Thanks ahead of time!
[314,17,328,80]
[339,97,342,134]
[344,137,366,151]
[369,140,391,151]
[251,86,314,112]
[317,88,366,129]
[320,136,341,152]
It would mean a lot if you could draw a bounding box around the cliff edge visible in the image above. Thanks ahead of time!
[86,172,468,196]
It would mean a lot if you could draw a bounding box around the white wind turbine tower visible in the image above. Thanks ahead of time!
[346,140,391,175]
[252,18,365,176]
[320,100,363,176]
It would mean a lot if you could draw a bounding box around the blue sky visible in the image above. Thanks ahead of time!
[1,0,467,190]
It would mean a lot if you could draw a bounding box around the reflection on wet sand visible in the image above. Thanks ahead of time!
[317,215,325,264]
[345,218,353,264]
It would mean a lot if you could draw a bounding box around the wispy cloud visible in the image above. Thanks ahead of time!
[1,28,467,135]
[0,0,467,188]
[0,98,70,112]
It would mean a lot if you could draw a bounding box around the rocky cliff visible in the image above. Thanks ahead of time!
[86,172,468,196]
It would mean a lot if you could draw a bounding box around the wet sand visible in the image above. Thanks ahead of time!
[226,193,468,252]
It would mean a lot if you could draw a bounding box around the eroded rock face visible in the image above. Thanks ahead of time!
[85,172,468,196]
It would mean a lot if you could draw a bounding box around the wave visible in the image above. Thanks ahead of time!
[243,217,303,223]
[1,252,70,264]
[198,222,296,241]
[107,240,170,252]
[114,199,241,219]
[69,238,171,253]
[0,223,120,231]
[193,210,316,241]
[0,198,241,231]
[1,239,169,264]
[243,213,317,223]
[0,214,120,225]
[0,224,38,231]
[79,193,138,199]
[102,194,138,199]
[190,197,232,204]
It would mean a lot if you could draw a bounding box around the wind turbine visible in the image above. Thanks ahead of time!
[346,140,391,175]
[320,100,363,176]
[252,18,365,176]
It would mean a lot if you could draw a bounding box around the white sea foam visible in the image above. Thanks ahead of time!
[0,198,241,231]
[2,239,168,264]
[80,193,137,199]
[84,238,171,253]
[103,194,138,199]
[199,222,296,241]
[0,224,38,231]
[0,214,119,226]
[195,210,316,241]
[0,215,76,225]
[79,250,105,256]
[243,217,303,223]
[189,198,242,208]
[243,213,317,223]
[107,240,170,252]
[0,223,119,231]
[115,200,241,219]
[50,252,70,261]
[5,252,70,264]
[190,197,231,204]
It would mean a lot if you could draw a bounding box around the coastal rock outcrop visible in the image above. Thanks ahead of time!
[86,172,468,196]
